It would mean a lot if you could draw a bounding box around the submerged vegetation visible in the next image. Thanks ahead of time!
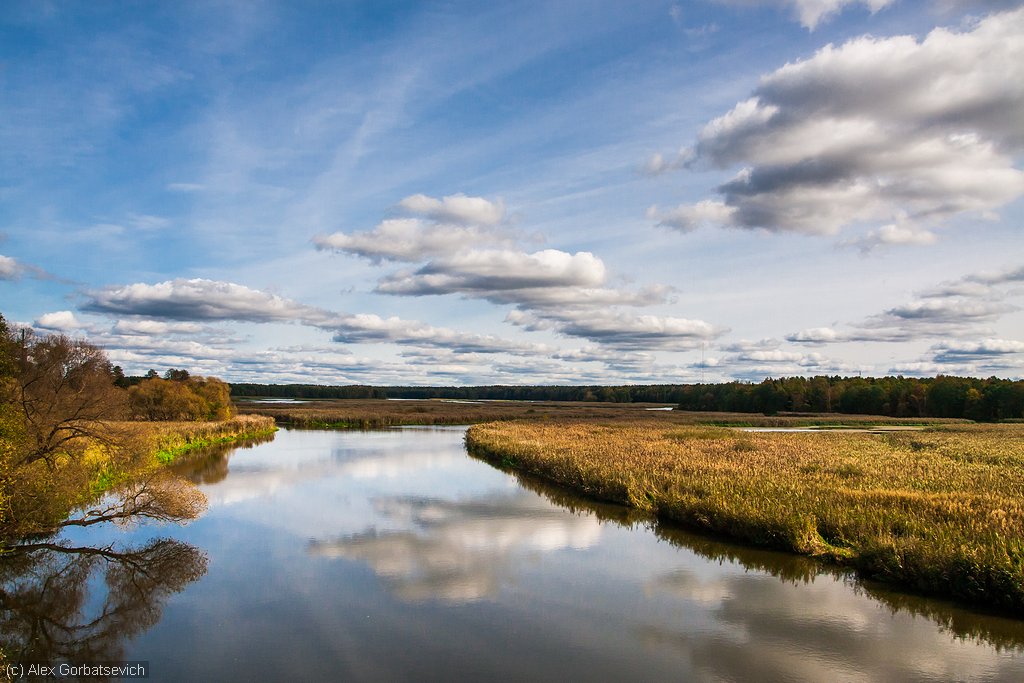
[466,420,1024,612]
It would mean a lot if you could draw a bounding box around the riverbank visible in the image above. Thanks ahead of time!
[465,420,1024,613]
[1,415,276,543]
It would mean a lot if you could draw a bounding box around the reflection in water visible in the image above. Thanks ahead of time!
[0,539,207,666]
[507,463,1024,653]
[171,432,277,485]
[310,494,602,603]
[639,565,1024,682]
[5,428,1019,681]
[0,464,215,670]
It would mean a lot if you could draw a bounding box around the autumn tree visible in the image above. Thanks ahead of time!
[128,375,234,421]
[8,329,128,468]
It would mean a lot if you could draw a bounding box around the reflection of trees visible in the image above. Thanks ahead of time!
[170,432,277,485]
[0,466,214,670]
[0,538,207,666]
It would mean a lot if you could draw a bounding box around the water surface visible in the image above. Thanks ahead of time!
[3,427,1023,681]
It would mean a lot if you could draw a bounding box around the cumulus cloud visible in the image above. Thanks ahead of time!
[83,278,321,323]
[789,263,1023,345]
[317,194,716,354]
[654,9,1024,239]
[397,193,506,226]
[34,310,82,331]
[330,313,549,356]
[314,218,510,263]
[81,276,555,359]
[930,338,1024,363]
[785,327,841,344]
[319,196,677,324]
[375,249,606,295]
[508,308,724,351]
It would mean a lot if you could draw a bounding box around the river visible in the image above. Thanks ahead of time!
[3,427,1022,681]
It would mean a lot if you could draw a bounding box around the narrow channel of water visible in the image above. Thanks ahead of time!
[2,427,1022,681]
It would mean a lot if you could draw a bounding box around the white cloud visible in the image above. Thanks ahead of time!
[786,327,841,344]
[83,278,320,323]
[397,193,506,226]
[376,248,606,295]
[330,312,550,356]
[641,147,694,176]
[314,218,510,263]
[0,255,23,280]
[509,308,725,351]
[656,9,1024,238]
[646,201,736,233]
[788,263,1024,345]
[930,338,1024,362]
[34,310,82,331]
[0,254,50,281]
[843,222,938,253]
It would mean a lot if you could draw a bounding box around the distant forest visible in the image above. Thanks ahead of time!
[227,375,1024,422]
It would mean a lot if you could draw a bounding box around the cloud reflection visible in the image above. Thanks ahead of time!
[642,565,1024,682]
[310,494,601,603]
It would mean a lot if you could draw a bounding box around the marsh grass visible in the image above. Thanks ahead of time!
[465,420,1024,613]
[243,399,962,430]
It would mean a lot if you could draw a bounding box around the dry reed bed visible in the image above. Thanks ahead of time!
[112,414,277,463]
[242,398,960,429]
[465,420,1024,612]
[242,399,686,428]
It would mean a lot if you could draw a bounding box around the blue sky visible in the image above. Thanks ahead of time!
[2,0,1022,385]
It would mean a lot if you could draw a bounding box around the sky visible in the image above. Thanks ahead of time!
[1,0,1022,386]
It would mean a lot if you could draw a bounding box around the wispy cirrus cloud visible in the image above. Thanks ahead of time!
[713,0,895,30]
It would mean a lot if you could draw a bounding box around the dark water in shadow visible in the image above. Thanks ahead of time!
[3,427,1022,681]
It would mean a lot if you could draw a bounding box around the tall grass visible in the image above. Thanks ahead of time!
[465,420,1024,613]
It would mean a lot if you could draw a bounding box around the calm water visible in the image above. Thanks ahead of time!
[4,427,1023,682]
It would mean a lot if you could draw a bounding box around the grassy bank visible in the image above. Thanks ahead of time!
[465,420,1024,613]
[1,415,276,542]
[91,415,277,490]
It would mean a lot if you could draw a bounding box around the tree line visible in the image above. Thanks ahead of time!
[231,375,1024,421]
